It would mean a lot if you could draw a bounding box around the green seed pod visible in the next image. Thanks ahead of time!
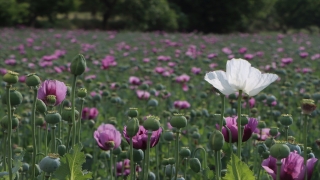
[126,118,140,137]
[120,151,128,160]
[26,73,41,87]
[61,107,79,123]
[77,88,87,98]
[163,131,174,141]
[301,99,317,115]
[147,99,158,107]
[140,83,149,90]
[265,138,276,148]
[36,99,47,114]
[39,154,61,173]
[189,158,201,173]
[258,121,266,129]
[131,149,144,162]
[240,114,249,126]
[279,114,293,126]
[179,147,191,158]
[165,165,175,176]
[143,116,160,131]
[148,171,156,180]
[269,127,279,137]
[35,117,45,127]
[3,71,19,84]
[127,108,139,118]
[257,143,268,154]
[209,129,225,151]
[192,132,200,139]
[161,159,170,166]
[26,145,33,153]
[1,114,19,129]
[170,114,187,129]
[155,84,164,91]
[228,93,237,100]
[262,151,270,159]
[149,89,157,96]
[45,111,61,125]
[70,54,86,76]
[57,145,66,156]
[14,147,23,154]
[270,143,290,159]
[21,163,30,172]
[286,142,301,154]
[113,147,122,155]
[251,108,258,114]
[46,95,56,106]
[2,88,23,106]
[168,158,176,165]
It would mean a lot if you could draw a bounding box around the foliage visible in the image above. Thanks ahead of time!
[0,0,29,26]
[223,154,255,180]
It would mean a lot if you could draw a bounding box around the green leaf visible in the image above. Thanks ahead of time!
[54,144,92,180]
[0,159,22,180]
[223,153,255,180]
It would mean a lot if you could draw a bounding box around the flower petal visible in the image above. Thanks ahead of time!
[226,58,251,90]
[307,158,318,179]
[204,70,236,95]
[245,69,278,96]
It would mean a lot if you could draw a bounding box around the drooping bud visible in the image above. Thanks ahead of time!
[270,142,290,159]
[2,88,23,106]
[179,147,191,158]
[125,118,139,137]
[209,129,224,151]
[70,54,86,76]
[36,99,47,114]
[87,119,95,129]
[279,114,293,126]
[127,108,139,118]
[143,115,160,131]
[189,158,201,173]
[45,111,61,125]
[301,99,316,115]
[26,73,41,87]
[170,114,187,129]
[3,70,19,84]
[77,88,87,98]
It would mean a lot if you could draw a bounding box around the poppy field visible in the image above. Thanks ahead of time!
[1,28,320,180]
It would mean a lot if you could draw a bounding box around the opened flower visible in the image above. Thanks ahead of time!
[262,151,317,180]
[204,58,278,96]
[38,80,67,106]
[115,159,142,176]
[82,107,99,120]
[94,124,121,151]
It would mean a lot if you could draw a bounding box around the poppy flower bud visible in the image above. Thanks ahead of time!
[147,99,158,107]
[168,158,176,165]
[39,153,60,173]
[170,114,187,129]
[113,146,122,155]
[257,143,268,154]
[240,114,249,126]
[46,95,57,107]
[257,93,267,101]
[270,142,290,159]
[155,84,164,91]
[269,127,279,137]
[189,158,201,173]
[36,99,47,114]
[163,131,174,141]
[61,107,79,123]
[131,149,144,162]
[266,96,276,106]
[280,114,293,126]
[209,129,224,151]
[26,73,41,87]
[179,147,191,158]
[262,151,270,159]
[3,71,19,84]
[301,99,316,115]
[57,145,66,156]
[1,114,19,129]
[102,90,110,97]
[70,54,86,76]
[77,88,87,98]
[120,151,128,160]
[192,132,200,139]
[126,118,139,137]
[265,138,276,148]
[93,94,102,102]
[161,159,170,166]
[228,93,237,100]
[127,108,139,118]
[258,121,266,129]
[143,115,160,131]
[2,88,23,106]
[45,111,61,125]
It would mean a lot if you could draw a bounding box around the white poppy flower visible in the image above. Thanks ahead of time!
[205,58,278,96]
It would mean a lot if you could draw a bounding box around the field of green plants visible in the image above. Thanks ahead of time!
[0,28,320,180]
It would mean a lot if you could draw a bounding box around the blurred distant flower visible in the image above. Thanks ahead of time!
[299,52,308,58]
[174,100,191,109]
[253,128,280,141]
[136,90,150,100]
[82,107,99,120]
[115,159,141,177]
[101,55,117,69]
[238,47,247,54]
[129,76,141,85]
[191,67,201,75]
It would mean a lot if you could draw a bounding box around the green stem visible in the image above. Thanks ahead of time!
[215,151,219,180]
[6,85,13,180]
[66,124,72,152]
[284,126,289,143]
[45,123,48,155]
[121,160,125,178]
[130,137,135,180]
[45,173,51,180]
[71,75,78,148]
[156,143,160,180]
[16,125,20,146]
[184,158,188,179]
[144,131,152,179]
[51,125,56,153]
[276,160,282,180]
[257,158,262,180]
[37,126,41,162]
[59,100,65,141]
[114,155,118,180]
[169,165,173,180]
[77,99,84,144]
[237,90,242,159]
[219,95,225,131]
[303,114,308,180]
[174,131,180,180]
[3,131,7,171]
[110,149,114,180]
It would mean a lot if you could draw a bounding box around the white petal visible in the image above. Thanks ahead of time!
[204,71,237,95]
[226,58,251,90]
[245,73,278,96]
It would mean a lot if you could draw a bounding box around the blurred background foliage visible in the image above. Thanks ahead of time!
[1,0,320,33]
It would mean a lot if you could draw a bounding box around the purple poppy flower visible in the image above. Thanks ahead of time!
[82,107,99,120]
[216,116,258,143]
[129,76,141,85]
[262,151,317,180]
[136,90,150,100]
[94,124,121,151]
[115,159,142,177]
[174,100,191,109]
[38,80,67,106]
[123,125,162,150]
[253,128,280,141]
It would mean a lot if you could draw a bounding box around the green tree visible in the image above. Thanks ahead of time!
[0,0,29,26]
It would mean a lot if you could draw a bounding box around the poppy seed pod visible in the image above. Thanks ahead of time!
[126,118,140,137]
[189,158,201,173]
[45,111,61,125]
[301,99,317,115]
[270,143,290,159]
[179,147,191,158]
[131,149,144,162]
[36,99,47,114]
[77,88,87,98]
[279,114,293,126]
[61,107,79,123]
[286,142,301,154]
[70,54,86,76]
[120,151,128,160]
[35,117,45,127]
[57,145,66,156]
[269,127,279,137]
[163,131,174,141]
[265,138,276,148]
[46,95,57,107]
[262,151,270,159]
[39,153,60,173]
[2,88,23,106]
[240,114,249,126]
[209,129,224,151]
[170,114,187,129]
[127,108,139,118]
[165,165,175,176]
[3,70,19,84]
[26,73,41,87]
[143,116,160,131]
[168,158,176,165]
[1,114,19,129]
[258,121,266,129]
[113,146,122,155]
[147,98,158,107]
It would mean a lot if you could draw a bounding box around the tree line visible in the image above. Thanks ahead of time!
[1,0,319,33]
